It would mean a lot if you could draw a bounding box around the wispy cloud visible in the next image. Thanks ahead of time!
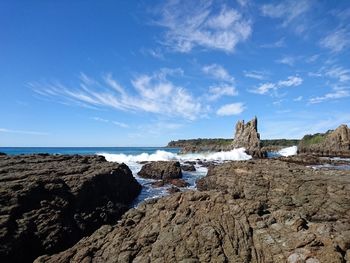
[207,84,237,101]
[153,1,251,53]
[30,70,203,121]
[0,128,49,136]
[216,102,245,116]
[261,0,311,31]
[251,76,303,95]
[325,66,350,82]
[309,89,350,104]
[202,63,235,83]
[92,117,129,128]
[243,70,267,80]
[276,56,295,66]
[320,28,350,53]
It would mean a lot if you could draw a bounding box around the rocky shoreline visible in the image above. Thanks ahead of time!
[0,154,141,263]
[35,157,350,263]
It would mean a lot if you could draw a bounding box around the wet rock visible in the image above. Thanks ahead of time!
[167,186,180,194]
[168,178,189,188]
[0,154,141,263]
[181,164,196,171]
[138,161,182,180]
[0,152,6,156]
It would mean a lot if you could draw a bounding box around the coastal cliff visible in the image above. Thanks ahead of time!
[0,154,141,263]
[298,124,350,157]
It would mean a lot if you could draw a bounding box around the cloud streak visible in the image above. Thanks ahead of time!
[31,70,203,121]
[0,128,49,136]
[153,0,251,53]
[251,76,303,95]
[216,103,245,116]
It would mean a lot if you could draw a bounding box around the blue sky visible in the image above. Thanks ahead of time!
[1,0,349,147]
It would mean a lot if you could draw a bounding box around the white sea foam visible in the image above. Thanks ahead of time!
[278,146,298,157]
[98,148,251,163]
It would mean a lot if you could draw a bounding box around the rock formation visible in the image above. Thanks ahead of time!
[0,154,141,263]
[298,124,350,157]
[35,159,350,262]
[231,117,266,158]
[137,161,182,180]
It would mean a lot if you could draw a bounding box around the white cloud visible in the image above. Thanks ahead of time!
[294,96,303,101]
[251,75,303,95]
[261,0,310,28]
[154,1,251,53]
[243,70,267,80]
[309,89,350,104]
[0,128,49,136]
[202,64,235,83]
[237,0,249,7]
[31,70,203,121]
[92,117,129,128]
[325,66,350,82]
[320,28,350,53]
[278,76,303,87]
[207,84,237,101]
[216,103,245,116]
[276,56,295,66]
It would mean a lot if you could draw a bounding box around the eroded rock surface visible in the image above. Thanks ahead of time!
[0,154,141,263]
[137,161,182,180]
[299,124,350,157]
[36,159,350,262]
[231,117,266,158]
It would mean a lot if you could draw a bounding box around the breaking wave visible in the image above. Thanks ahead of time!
[278,146,298,157]
[98,148,252,163]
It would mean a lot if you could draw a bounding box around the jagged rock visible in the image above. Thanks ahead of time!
[181,164,196,171]
[137,161,182,180]
[0,154,141,263]
[167,186,180,194]
[231,117,266,158]
[298,124,350,157]
[35,159,350,262]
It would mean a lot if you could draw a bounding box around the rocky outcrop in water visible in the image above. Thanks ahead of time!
[35,159,350,262]
[231,117,266,158]
[0,154,141,263]
[298,124,350,157]
[137,161,182,180]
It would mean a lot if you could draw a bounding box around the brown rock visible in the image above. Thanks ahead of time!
[36,159,350,262]
[231,117,266,158]
[298,124,350,157]
[0,154,141,263]
[169,178,189,188]
[137,161,182,180]
[167,186,180,194]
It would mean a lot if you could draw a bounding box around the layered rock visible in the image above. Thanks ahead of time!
[0,154,141,263]
[35,159,350,262]
[298,124,350,157]
[231,117,266,158]
[137,161,182,180]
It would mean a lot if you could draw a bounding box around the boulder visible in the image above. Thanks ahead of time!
[181,164,196,171]
[298,124,350,157]
[0,154,141,263]
[35,159,350,262]
[0,152,6,156]
[137,161,182,180]
[231,117,266,158]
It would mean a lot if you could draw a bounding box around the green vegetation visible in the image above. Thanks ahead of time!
[260,139,299,147]
[167,138,300,148]
[167,138,232,148]
[299,130,333,146]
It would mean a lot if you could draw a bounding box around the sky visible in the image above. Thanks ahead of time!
[0,0,349,147]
